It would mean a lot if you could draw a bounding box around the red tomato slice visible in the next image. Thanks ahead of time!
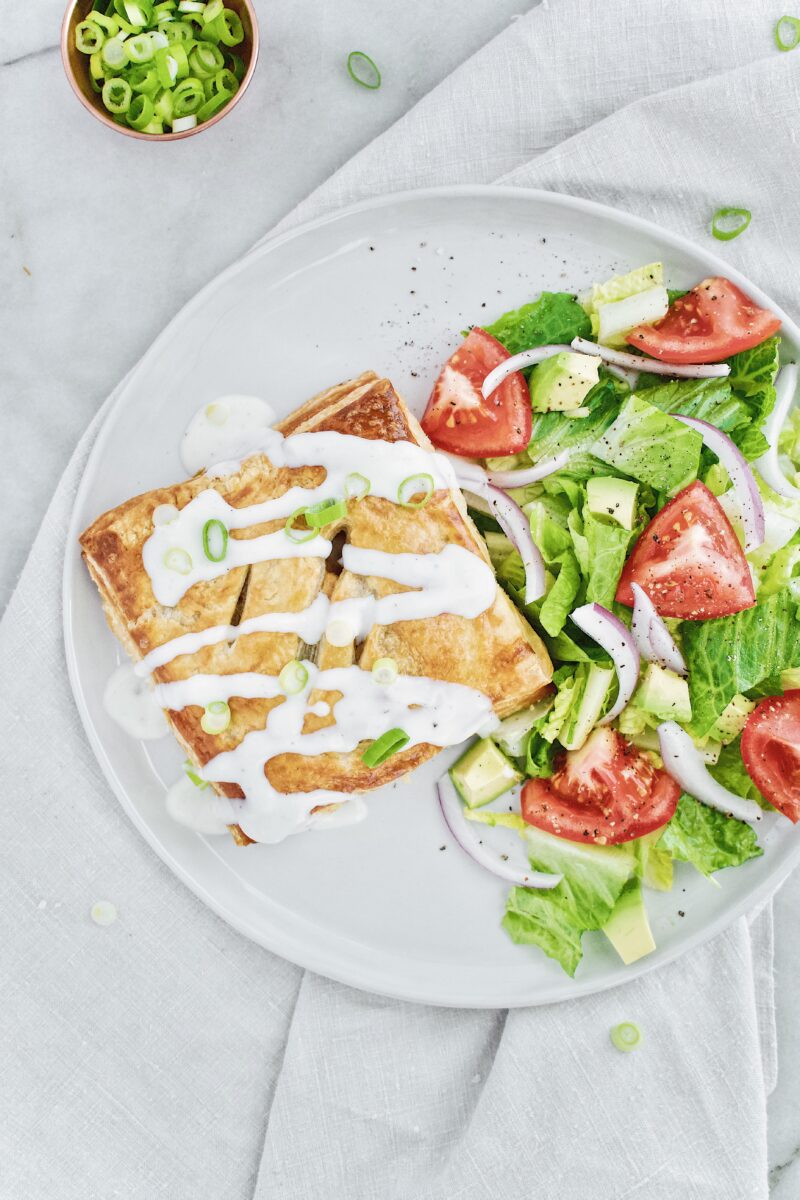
[625,276,781,364]
[521,728,680,845]
[741,691,800,822]
[421,328,532,457]
[616,481,755,619]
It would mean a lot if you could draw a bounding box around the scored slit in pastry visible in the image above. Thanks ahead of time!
[80,372,553,844]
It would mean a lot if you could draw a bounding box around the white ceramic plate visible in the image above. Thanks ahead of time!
[64,186,800,1007]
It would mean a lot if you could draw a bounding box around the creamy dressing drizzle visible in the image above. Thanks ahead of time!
[132,408,501,841]
[180,395,275,476]
[103,662,170,740]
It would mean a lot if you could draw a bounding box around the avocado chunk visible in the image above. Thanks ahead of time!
[492,701,550,760]
[602,879,656,965]
[586,476,639,530]
[529,351,601,413]
[709,694,755,744]
[450,738,523,809]
[634,663,692,724]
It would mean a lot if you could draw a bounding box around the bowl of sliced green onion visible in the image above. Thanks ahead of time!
[61,0,259,139]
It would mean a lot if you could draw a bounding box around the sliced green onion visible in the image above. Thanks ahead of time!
[126,31,155,61]
[397,473,434,508]
[362,727,410,767]
[211,66,239,95]
[89,51,106,80]
[152,502,179,526]
[123,0,152,27]
[189,41,224,76]
[102,77,133,112]
[127,92,156,128]
[155,42,188,85]
[147,28,169,50]
[279,659,309,695]
[183,758,208,788]
[76,21,106,53]
[153,0,176,18]
[200,699,231,735]
[225,50,245,81]
[347,50,381,90]
[172,113,198,132]
[154,87,174,123]
[610,1022,642,1053]
[711,207,752,241]
[101,36,128,69]
[86,11,120,37]
[196,88,230,122]
[305,498,347,528]
[162,545,192,573]
[202,0,224,21]
[284,507,318,543]
[129,64,160,93]
[371,657,398,687]
[163,17,194,40]
[172,76,204,114]
[325,618,354,647]
[202,517,228,562]
[205,8,244,45]
[179,0,205,10]
[344,471,370,500]
[775,15,800,51]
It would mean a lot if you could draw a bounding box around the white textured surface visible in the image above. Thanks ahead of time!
[1,0,799,1194]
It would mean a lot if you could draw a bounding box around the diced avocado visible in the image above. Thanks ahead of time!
[465,809,527,833]
[586,476,639,530]
[709,694,756,744]
[602,879,656,965]
[633,831,673,892]
[560,664,615,751]
[450,738,523,809]
[530,352,601,412]
[596,285,669,346]
[782,667,800,689]
[492,701,551,759]
[634,663,692,724]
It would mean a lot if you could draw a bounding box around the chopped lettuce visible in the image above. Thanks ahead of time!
[658,793,763,877]
[594,394,702,494]
[584,512,636,608]
[484,291,591,357]
[525,375,623,464]
[727,335,781,430]
[580,263,664,340]
[683,589,800,736]
[634,375,750,433]
[539,552,582,636]
[779,406,800,472]
[709,739,768,807]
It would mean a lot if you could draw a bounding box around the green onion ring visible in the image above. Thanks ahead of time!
[278,659,310,695]
[162,545,192,573]
[172,76,205,114]
[397,473,434,508]
[347,50,381,90]
[305,498,347,528]
[76,21,106,53]
[102,77,133,112]
[126,31,155,62]
[128,64,160,93]
[211,66,239,95]
[203,0,224,22]
[775,15,800,50]
[86,11,121,37]
[371,657,398,687]
[183,758,208,788]
[202,518,229,562]
[189,41,224,76]
[163,18,194,40]
[610,1022,642,1052]
[101,36,128,69]
[284,507,318,544]
[225,50,245,81]
[216,9,244,45]
[361,727,410,768]
[200,699,231,735]
[344,471,370,500]
[196,89,231,122]
[710,207,752,241]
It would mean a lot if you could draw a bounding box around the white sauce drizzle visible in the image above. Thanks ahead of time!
[103,663,170,740]
[124,411,505,842]
[180,395,275,476]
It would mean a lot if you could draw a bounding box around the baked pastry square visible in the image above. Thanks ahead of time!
[81,372,553,843]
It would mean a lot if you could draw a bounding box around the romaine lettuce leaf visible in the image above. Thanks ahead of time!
[527,376,621,464]
[779,407,800,472]
[657,793,763,877]
[709,739,768,806]
[584,513,636,609]
[634,375,750,432]
[683,589,800,735]
[539,552,582,636]
[484,291,591,357]
[727,335,781,429]
[594,395,702,494]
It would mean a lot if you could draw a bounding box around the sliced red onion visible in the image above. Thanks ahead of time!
[487,484,546,603]
[671,414,765,552]
[604,363,640,389]
[486,451,572,488]
[570,602,640,723]
[630,583,687,675]
[571,336,730,379]
[754,363,800,501]
[657,722,763,824]
[481,344,573,399]
[437,777,562,889]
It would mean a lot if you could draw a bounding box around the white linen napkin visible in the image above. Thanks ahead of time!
[1,2,796,1197]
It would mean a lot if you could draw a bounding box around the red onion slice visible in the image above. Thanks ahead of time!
[570,602,640,723]
[486,451,572,489]
[481,344,573,399]
[657,722,763,824]
[671,414,766,553]
[630,583,687,675]
[755,364,800,501]
[571,336,731,379]
[486,484,547,603]
[437,777,562,889]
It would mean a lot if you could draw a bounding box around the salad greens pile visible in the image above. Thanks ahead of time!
[454,263,800,976]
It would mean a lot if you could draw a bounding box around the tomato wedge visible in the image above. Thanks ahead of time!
[421,327,531,457]
[521,728,680,845]
[741,691,800,822]
[625,276,781,364]
[616,481,755,619]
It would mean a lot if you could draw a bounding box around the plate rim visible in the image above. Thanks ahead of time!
[63,183,800,1007]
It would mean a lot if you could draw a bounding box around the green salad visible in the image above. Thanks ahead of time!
[424,262,800,976]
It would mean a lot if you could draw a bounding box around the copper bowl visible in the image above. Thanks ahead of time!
[61,0,259,140]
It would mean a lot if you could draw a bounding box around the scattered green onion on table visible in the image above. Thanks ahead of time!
[774,14,800,52]
[346,50,381,90]
[74,0,246,134]
[710,206,752,242]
